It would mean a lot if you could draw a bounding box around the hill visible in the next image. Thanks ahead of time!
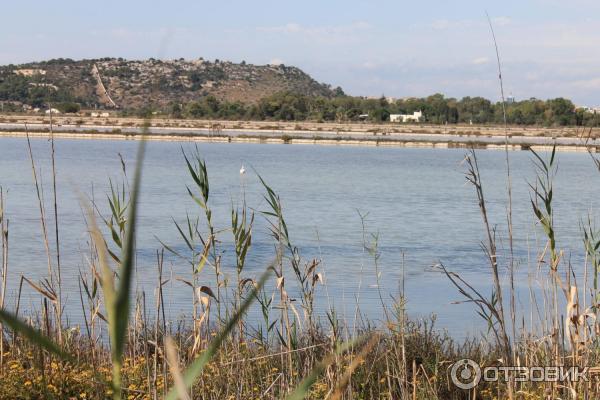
[0,57,342,110]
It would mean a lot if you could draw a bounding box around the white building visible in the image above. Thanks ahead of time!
[14,69,46,77]
[582,106,600,114]
[390,111,423,123]
[45,108,60,115]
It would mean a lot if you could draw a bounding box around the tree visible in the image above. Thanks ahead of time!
[371,108,390,122]
[546,98,575,126]
[186,102,205,118]
[333,86,345,97]
[57,102,80,113]
[169,102,183,118]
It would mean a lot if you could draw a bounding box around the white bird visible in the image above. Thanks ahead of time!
[240,165,246,175]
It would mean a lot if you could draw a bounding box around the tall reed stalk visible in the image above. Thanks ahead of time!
[0,188,8,372]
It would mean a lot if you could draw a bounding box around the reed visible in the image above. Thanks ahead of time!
[0,188,7,372]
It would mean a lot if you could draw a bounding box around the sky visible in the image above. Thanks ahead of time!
[1,0,599,105]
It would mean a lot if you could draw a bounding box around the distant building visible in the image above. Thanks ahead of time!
[91,112,110,117]
[45,108,60,115]
[14,69,46,77]
[390,111,423,123]
[29,82,58,90]
[358,114,369,121]
[506,95,516,104]
[581,106,600,114]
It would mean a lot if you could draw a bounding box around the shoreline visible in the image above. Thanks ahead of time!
[0,115,598,152]
[0,114,595,136]
[0,128,598,152]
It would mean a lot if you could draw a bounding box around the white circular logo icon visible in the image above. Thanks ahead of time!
[450,359,482,390]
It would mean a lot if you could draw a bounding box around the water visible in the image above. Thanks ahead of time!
[1,137,598,338]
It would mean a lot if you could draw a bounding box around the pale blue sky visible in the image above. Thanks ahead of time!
[2,0,599,104]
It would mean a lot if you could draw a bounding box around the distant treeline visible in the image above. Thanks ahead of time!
[2,73,599,126]
[140,92,600,127]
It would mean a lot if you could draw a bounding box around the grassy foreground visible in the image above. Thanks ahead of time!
[1,133,600,399]
[0,317,487,399]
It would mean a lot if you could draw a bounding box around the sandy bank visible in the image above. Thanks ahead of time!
[0,128,597,153]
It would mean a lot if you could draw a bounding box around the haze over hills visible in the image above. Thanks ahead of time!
[0,57,342,110]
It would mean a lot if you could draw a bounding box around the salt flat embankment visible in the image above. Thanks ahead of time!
[0,114,597,152]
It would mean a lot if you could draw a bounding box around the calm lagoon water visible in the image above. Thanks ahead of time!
[1,137,598,337]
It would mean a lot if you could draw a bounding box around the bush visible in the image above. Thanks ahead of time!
[57,102,80,113]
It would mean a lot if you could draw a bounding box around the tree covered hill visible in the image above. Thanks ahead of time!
[1,58,599,127]
[0,57,342,110]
